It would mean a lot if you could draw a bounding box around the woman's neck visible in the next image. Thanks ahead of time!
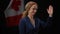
[28,15,35,28]
[28,15,34,19]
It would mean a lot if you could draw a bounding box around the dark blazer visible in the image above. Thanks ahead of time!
[19,16,52,34]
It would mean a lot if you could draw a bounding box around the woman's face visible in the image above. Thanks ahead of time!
[28,4,38,16]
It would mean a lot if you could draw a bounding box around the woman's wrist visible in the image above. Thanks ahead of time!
[49,14,53,17]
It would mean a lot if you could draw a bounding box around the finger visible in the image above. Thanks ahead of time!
[47,9,48,11]
[49,5,53,9]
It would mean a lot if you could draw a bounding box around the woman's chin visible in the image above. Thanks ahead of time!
[30,13,35,16]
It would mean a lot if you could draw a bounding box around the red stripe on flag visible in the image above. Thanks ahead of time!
[17,14,22,23]
[6,14,22,27]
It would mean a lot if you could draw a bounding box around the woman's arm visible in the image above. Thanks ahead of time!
[39,5,53,28]
[39,17,53,28]
[19,19,26,34]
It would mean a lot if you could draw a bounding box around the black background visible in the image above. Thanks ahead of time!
[0,0,60,34]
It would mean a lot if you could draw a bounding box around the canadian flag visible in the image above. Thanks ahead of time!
[4,0,24,27]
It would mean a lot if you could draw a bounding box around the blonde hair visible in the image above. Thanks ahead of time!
[22,1,38,18]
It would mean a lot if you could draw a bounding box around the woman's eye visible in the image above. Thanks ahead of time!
[33,8,37,10]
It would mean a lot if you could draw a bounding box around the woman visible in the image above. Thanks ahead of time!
[19,1,53,34]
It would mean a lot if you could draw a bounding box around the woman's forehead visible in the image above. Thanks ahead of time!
[31,5,38,8]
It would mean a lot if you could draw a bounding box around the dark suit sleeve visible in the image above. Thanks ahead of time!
[38,17,53,28]
[19,19,26,34]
